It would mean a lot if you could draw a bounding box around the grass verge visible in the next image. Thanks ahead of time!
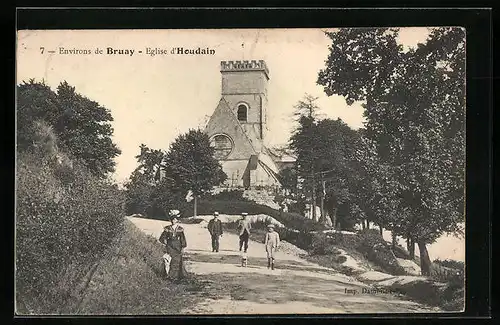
[68,219,204,315]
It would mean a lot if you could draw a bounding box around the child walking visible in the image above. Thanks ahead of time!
[264,224,280,270]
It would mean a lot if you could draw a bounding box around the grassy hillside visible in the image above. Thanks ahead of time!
[73,219,203,315]
[15,120,203,315]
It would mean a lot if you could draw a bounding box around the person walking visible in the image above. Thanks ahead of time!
[159,210,188,281]
[207,211,223,252]
[237,212,251,253]
[264,223,280,270]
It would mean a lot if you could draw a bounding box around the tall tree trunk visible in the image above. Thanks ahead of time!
[311,173,317,222]
[366,220,370,229]
[409,237,415,259]
[392,232,397,249]
[320,175,325,224]
[417,240,431,276]
[379,223,383,236]
[193,194,198,217]
[362,219,366,230]
[331,207,337,230]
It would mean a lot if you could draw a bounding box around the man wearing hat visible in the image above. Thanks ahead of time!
[237,212,251,253]
[264,223,280,270]
[159,209,188,280]
[207,211,223,252]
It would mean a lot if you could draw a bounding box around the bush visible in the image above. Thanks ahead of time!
[392,243,412,259]
[310,233,341,255]
[433,259,464,271]
[288,201,306,214]
[440,284,465,311]
[431,259,465,285]
[16,151,124,314]
[305,229,406,275]
[357,230,406,275]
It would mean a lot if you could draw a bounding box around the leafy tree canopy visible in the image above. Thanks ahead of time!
[317,27,465,274]
[17,80,121,178]
[164,129,227,196]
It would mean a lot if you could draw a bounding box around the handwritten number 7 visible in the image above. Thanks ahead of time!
[40,47,44,54]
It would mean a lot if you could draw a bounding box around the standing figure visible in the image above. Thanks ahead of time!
[237,212,251,253]
[207,211,223,252]
[264,223,280,270]
[159,210,187,281]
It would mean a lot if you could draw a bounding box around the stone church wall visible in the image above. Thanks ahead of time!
[205,100,257,160]
[220,160,247,187]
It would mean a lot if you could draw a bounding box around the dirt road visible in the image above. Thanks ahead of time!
[128,217,439,314]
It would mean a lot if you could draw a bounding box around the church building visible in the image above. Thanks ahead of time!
[204,60,295,188]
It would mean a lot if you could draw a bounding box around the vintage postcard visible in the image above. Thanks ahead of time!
[16,28,465,315]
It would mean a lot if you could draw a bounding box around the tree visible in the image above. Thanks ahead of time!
[17,80,121,178]
[278,166,299,198]
[133,144,165,182]
[290,95,363,228]
[163,129,226,217]
[318,27,465,274]
[124,144,184,218]
[314,118,360,228]
[289,95,322,221]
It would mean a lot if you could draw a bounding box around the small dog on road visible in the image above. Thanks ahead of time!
[241,253,248,267]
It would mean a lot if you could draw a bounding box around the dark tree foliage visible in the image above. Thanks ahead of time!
[289,95,364,229]
[317,27,465,274]
[164,129,227,216]
[164,129,226,197]
[125,130,226,218]
[278,167,299,197]
[17,80,121,178]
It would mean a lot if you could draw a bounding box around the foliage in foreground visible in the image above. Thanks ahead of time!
[16,150,124,314]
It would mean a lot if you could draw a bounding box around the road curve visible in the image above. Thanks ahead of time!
[128,217,439,314]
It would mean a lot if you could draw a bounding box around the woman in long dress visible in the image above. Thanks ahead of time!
[159,210,188,281]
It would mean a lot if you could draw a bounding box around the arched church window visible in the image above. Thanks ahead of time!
[210,134,234,160]
[237,104,248,122]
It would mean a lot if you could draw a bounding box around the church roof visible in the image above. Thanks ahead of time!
[266,146,297,163]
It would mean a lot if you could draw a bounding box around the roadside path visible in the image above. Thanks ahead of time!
[128,217,439,314]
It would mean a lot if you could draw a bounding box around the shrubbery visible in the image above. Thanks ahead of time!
[433,259,464,271]
[16,150,124,314]
[431,259,465,285]
[305,229,406,275]
[356,230,406,275]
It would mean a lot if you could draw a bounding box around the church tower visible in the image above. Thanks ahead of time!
[220,60,269,142]
[205,60,282,189]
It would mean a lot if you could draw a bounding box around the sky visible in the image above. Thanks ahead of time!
[17,28,431,184]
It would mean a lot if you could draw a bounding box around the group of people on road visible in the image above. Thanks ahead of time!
[207,211,252,253]
[207,211,280,270]
[158,209,282,281]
